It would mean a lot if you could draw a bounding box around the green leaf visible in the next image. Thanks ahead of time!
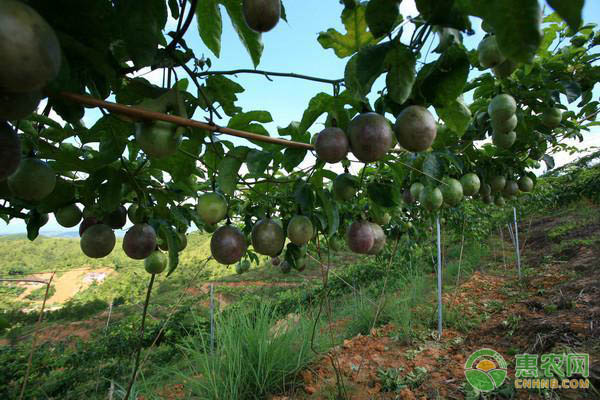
[219,0,264,67]
[542,154,555,170]
[561,80,582,103]
[246,149,272,175]
[345,42,393,99]
[196,0,223,57]
[168,0,180,19]
[278,121,310,143]
[98,168,123,212]
[26,210,46,242]
[421,153,442,184]
[476,0,543,63]
[416,0,471,31]
[367,181,402,208]
[294,182,315,213]
[228,110,273,130]
[151,138,203,181]
[217,146,250,195]
[436,98,472,137]
[419,45,469,106]
[318,3,380,58]
[315,188,340,237]
[366,0,401,38]
[282,148,307,172]
[385,44,417,105]
[204,75,244,116]
[299,93,334,133]
[159,223,180,276]
[546,0,584,31]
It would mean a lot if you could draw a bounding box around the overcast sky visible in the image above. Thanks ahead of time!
[2,0,599,235]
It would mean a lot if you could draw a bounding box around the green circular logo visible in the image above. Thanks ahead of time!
[464,348,508,392]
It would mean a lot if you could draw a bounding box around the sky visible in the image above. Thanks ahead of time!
[2,0,599,235]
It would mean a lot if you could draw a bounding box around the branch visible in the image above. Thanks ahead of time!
[58,92,314,150]
[196,69,345,85]
[164,0,198,54]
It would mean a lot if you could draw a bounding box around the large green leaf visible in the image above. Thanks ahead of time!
[228,110,273,129]
[546,0,584,31]
[345,42,394,99]
[299,93,334,133]
[436,98,472,137]
[318,3,380,58]
[419,45,470,106]
[416,0,471,31]
[367,181,402,208]
[204,75,244,116]
[196,0,223,57]
[315,188,340,237]
[246,149,272,176]
[158,222,180,276]
[365,0,401,38]
[217,146,250,195]
[219,0,264,67]
[282,148,307,172]
[385,44,416,105]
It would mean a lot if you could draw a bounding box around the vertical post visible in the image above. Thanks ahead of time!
[436,216,443,339]
[499,227,506,268]
[210,284,215,355]
[514,207,522,279]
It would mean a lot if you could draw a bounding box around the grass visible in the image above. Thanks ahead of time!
[25,284,56,301]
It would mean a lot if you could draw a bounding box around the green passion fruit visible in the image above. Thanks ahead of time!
[460,173,481,196]
[503,180,519,197]
[135,121,182,159]
[0,122,21,181]
[441,178,463,207]
[315,127,349,163]
[492,131,516,149]
[211,225,247,265]
[236,260,251,274]
[348,112,393,162]
[478,36,505,68]
[159,231,187,252]
[488,94,517,122]
[410,182,425,199]
[80,224,116,259]
[252,218,285,256]
[493,59,518,79]
[55,204,82,228]
[287,215,314,246]
[495,196,506,207]
[518,176,534,192]
[490,176,506,193]
[144,250,167,274]
[333,173,358,202]
[0,90,42,120]
[127,204,145,224]
[394,106,437,152]
[419,187,443,212]
[123,223,157,260]
[242,0,281,33]
[197,192,228,225]
[8,158,56,202]
[541,107,563,128]
[372,212,391,226]
[346,220,375,254]
[0,0,61,92]
[480,183,492,197]
[491,114,517,135]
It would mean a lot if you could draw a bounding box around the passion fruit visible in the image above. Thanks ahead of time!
[488,94,517,122]
[80,224,116,259]
[104,206,127,229]
[287,215,314,246]
[315,127,349,163]
[518,176,534,192]
[367,223,386,255]
[503,180,519,197]
[410,182,424,199]
[0,0,61,92]
[394,106,437,152]
[541,107,563,128]
[55,204,82,228]
[8,158,56,202]
[492,131,516,149]
[372,212,391,226]
[491,114,517,134]
[490,176,506,193]
[460,173,481,196]
[346,220,374,254]
[135,121,182,159]
[271,256,281,266]
[0,122,21,181]
[197,192,228,225]
[333,173,357,202]
[479,183,492,197]
[123,223,157,260]
[0,90,42,120]
[419,187,443,211]
[477,36,505,68]
[159,231,188,252]
[211,225,247,265]
[144,250,168,274]
[441,178,463,207]
[493,59,518,79]
[79,217,99,236]
[242,0,281,33]
[252,218,285,256]
[494,196,506,207]
[348,112,393,162]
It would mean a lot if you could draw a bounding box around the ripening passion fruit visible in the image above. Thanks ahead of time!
[460,173,481,197]
[123,223,157,260]
[104,206,127,229]
[0,90,42,120]
[0,0,61,92]
[211,225,247,265]
[79,217,99,236]
[315,127,349,163]
[0,122,21,182]
[197,192,228,225]
[8,158,56,202]
[346,220,375,254]
[252,218,285,256]
[348,112,393,162]
[55,204,82,228]
[242,0,281,33]
[80,224,116,259]
[367,223,386,255]
[394,106,437,152]
[287,215,314,246]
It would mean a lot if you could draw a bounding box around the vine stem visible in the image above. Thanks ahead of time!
[18,272,55,400]
[123,273,155,400]
[195,69,344,85]
[58,92,313,150]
